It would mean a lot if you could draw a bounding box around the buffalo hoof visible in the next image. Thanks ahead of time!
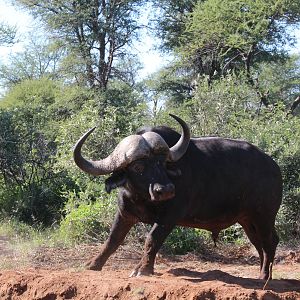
[129,267,153,277]
[259,274,270,281]
[258,271,271,281]
[85,260,102,271]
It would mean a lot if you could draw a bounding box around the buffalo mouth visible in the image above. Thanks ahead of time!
[149,183,175,201]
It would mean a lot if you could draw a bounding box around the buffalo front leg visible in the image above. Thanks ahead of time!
[87,211,136,271]
[130,222,174,277]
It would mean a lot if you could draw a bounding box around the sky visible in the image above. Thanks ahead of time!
[0,0,299,80]
[0,0,33,57]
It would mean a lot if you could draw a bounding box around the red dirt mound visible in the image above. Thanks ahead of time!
[0,237,299,299]
[0,266,299,300]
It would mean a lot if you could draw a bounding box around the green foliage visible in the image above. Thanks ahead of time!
[0,103,73,225]
[0,36,64,87]
[182,74,256,136]
[0,80,91,224]
[59,186,117,244]
[0,77,58,108]
[0,218,39,240]
[151,0,197,51]
[183,0,300,61]
[162,225,246,255]
[143,62,194,112]
[254,55,300,107]
[219,225,246,244]
[101,80,149,134]
[175,0,300,94]
[163,227,204,254]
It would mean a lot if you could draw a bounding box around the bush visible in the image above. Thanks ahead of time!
[0,106,75,225]
[59,185,117,244]
[219,224,246,244]
[162,227,205,255]
[0,78,59,108]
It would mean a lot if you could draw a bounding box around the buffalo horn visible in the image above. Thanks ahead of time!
[168,114,191,162]
[73,127,116,176]
[73,114,190,176]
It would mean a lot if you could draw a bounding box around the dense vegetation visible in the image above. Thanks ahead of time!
[0,0,299,252]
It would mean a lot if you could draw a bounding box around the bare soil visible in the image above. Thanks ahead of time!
[0,236,300,299]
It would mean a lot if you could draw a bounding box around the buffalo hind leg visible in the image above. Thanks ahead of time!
[240,221,264,271]
[87,211,137,271]
[260,227,279,280]
[240,220,279,280]
[130,222,174,277]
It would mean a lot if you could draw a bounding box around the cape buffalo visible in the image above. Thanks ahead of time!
[73,114,282,280]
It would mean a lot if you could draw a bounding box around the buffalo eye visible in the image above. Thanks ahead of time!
[129,161,145,174]
[166,163,182,178]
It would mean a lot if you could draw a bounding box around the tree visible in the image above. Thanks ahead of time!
[14,0,144,89]
[151,0,197,51]
[0,78,97,224]
[142,61,195,117]
[0,35,64,87]
[0,22,16,46]
[0,105,70,225]
[254,54,300,111]
[181,0,300,105]
[0,77,60,108]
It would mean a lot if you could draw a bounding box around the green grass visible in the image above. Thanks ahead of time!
[0,218,69,270]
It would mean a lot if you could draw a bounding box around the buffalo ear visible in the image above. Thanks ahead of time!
[105,171,127,193]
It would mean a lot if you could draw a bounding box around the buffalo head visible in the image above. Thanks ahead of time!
[73,114,190,201]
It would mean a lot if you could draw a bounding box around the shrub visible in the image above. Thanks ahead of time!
[162,227,205,255]
[0,106,74,225]
[59,185,117,244]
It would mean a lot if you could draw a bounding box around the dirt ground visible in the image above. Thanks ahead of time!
[0,236,300,300]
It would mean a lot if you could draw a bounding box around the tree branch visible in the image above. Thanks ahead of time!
[289,95,300,115]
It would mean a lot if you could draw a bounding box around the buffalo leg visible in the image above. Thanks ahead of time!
[87,211,136,271]
[241,218,279,280]
[240,221,264,270]
[259,227,279,280]
[130,222,174,277]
